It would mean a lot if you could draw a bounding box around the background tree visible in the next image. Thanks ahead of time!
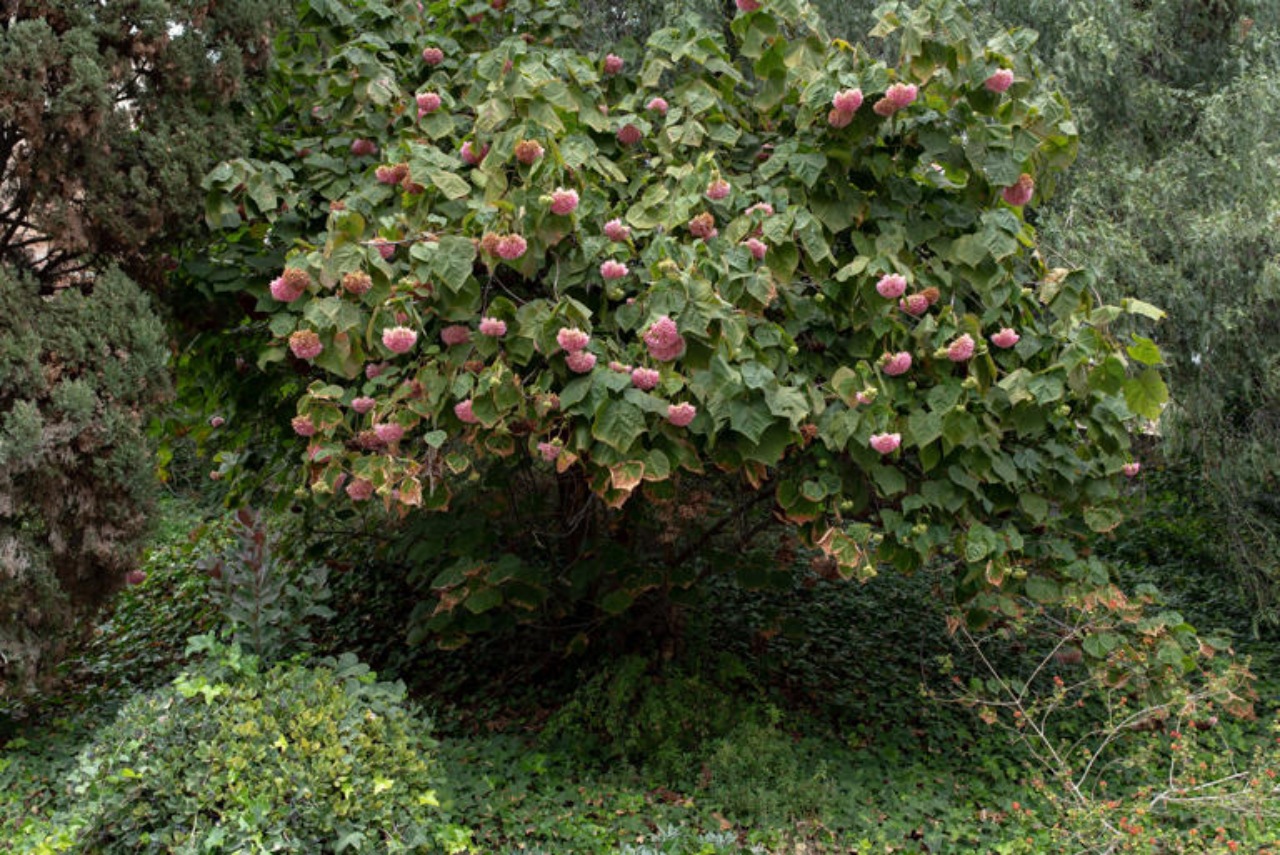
[0,0,282,696]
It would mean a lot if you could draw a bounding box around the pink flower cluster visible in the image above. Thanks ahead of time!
[746,202,775,216]
[550,187,579,215]
[346,478,375,502]
[350,138,378,157]
[422,47,445,66]
[289,330,323,360]
[873,82,918,117]
[828,88,863,127]
[514,139,544,164]
[743,238,767,261]
[667,402,697,427]
[706,179,731,201]
[479,317,507,337]
[985,68,1014,93]
[557,327,591,352]
[882,351,912,376]
[946,333,975,363]
[631,366,660,391]
[566,351,597,373]
[537,440,562,462]
[375,423,405,444]
[600,259,628,280]
[604,218,630,242]
[270,267,311,302]
[869,432,901,454]
[647,97,669,115]
[292,415,316,437]
[351,396,376,414]
[616,124,642,146]
[415,92,442,117]
[643,316,685,361]
[604,54,624,75]
[342,271,372,296]
[382,326,418,354]
[990,328,1020,349]
[736,0,761,11]
[496,234,527,260]
[688,212,717,240]
[371,238,395,260]
[899,293,929,316]
[1002,173,1035,207]
[460,140,489,166]
[441,325,471,346]
[875,273,907,299]
[1122,462,1142,478]
[455,399,478,424]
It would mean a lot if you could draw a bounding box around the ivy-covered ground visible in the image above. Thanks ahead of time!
[2,496,1278,853]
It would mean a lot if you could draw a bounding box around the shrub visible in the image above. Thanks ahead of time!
[53,642,444,853]
[0,268,170,695]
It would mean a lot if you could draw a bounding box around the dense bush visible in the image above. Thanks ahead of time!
[47,642,443,853]
[0,269,171,695]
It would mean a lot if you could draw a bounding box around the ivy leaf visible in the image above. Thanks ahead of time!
[1123,368,1168,419]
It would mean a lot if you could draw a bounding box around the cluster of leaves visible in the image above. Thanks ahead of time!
[0,269,171,695]
[17,639,443,854]
[200,0,1174,670]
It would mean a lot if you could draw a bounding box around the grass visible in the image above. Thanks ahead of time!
[3,496,1280,853]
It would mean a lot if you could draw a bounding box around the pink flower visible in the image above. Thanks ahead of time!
[382,326,418,354]
[415,92,442,117]
[537,441,562,462]
[557,327,591,352]
[603,53,624,75]
[743,238,767,260]
[514,139,544,164]
[455,399,479,424]
[869,432,901,454]
[991,328,1020,349]
[631,367,661,391]
[479,317,507,337]
[1002,173,1035,207]
[875,273,907,299]
[947,333,975,363]
[126,569,147,585]
[746,202,774,216]
[350,138,378,157]
[899,293,930,316]
[882,351,913,376]
[441,325,471,346]
[291,415,316,437]
[872,97,896,117]
[460,140,489,166]
[372,238,395,260]
[346,478,375,502]
[616,123,642,146]
[855,389,876,405]
[342,271,373,296]
[352,396,376,414]
[985,68,1014,93]
[643,315,685,362]
[566,350,597,373]
[600,259,629,280]
[208,416,225,428]
[832,88,863,114]
[289,330,323,360]
[736,0,761,10]
[667,402,697,427]
[269,276,301,302]
[886,82,918,109]
[828,108,854,128]
[604,218,631,241]
[1122,462,1142,478]
[496,234,527,260]
[688,212,717,240]
[706,179,731,201]
[647,97,669,114]
[549,187,579,215]
[365,362,387,379]
[375,423,405,444]
[422,47,444,65]
[270,267,310,302]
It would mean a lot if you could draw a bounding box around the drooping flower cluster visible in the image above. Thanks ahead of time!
[514,139,544,164]
[604,218,630,242]
[415,92,442,117]
[875,273,907,299]
[346,478,375,502]
[478,317,507,337]
[460,140,488,165]
[667,402,697,427]
[566,351,597,373]
[603,53,624,75]
[270,267,311,302]
[495,234,527,260]
[743,238,767,261]
[643,316,685,361]
[600,260,628,280]
[872,82,918,116]
[352,396,376,414]
[688,212,717,240]
[421,47,444,66]
[382,326,418,354]
[828,88,863,127]
[882,351,913,376]
[549,187,579,215]
[374,423,405,444]
[1002,173,1035,207]
[556,327,591,353]
[946,334,975,363]
[341,270,372,296]
[441,325,471,346]
[616,124,642,146]
[454,399,478,424]
[990,328,1020,349]
[870,432,901,454]
[985,68,1014,93]
[706,179,731,201]
[646,97,668,114]
[291,415,316,437]
[289,329,323,360]
[631,366,660,391]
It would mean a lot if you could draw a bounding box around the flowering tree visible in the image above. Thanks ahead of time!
[205,0,1180,662]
